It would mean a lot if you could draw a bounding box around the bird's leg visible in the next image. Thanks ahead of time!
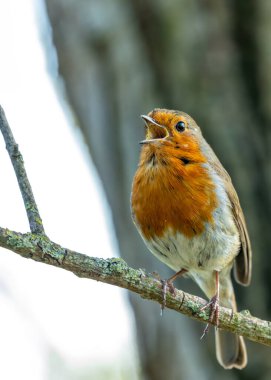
[200,270,220,339]
[161,268,187,314]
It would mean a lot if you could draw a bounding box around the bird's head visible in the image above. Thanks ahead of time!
[140,108,205,165]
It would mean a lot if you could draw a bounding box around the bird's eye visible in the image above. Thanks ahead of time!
[175,121,186,132]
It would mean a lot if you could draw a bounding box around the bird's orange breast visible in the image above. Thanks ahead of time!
[131,139,218,240]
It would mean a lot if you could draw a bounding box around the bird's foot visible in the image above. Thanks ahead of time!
[160,269,187,315]
[161,279,176,315]
[200,293,220,339]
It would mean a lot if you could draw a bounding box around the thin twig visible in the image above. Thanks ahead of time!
[0,106,45,234]
[0,227,270,347]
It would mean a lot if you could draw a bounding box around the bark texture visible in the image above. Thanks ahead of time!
[0,227,270,347]
[43,0,271,378]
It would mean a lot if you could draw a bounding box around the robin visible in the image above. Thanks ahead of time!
[131,108,252,369]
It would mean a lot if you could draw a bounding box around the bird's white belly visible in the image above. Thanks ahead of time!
[143,199,240,274]
[145,225,238,273]
[143,215,240,299]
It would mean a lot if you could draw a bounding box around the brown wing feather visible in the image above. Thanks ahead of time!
[224,173,252,285]
[201,139,252,286]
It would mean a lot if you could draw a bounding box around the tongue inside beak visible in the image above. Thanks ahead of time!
[140,115,168,144]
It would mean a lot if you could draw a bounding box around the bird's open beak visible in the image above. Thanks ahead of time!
[140,115,168,144]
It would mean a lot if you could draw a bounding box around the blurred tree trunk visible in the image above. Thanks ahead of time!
[43,0,271,379]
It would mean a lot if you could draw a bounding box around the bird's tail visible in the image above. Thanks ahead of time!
[215,277,247,369]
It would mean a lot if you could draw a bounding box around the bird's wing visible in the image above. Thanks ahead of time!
[223,169,251,285]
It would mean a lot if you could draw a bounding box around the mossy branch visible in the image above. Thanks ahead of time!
[0,227,270,347]
[0,105,270,348]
